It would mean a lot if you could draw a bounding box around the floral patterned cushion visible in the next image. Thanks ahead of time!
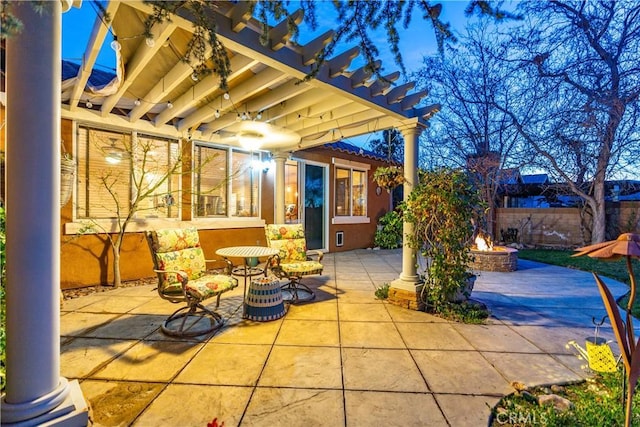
[265,224,308,262]
[156,247,206,283]
[280,261,324,276]
[153,227,201,252]
[186,274,238,299]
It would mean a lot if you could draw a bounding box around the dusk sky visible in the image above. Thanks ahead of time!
[62,1,472,78]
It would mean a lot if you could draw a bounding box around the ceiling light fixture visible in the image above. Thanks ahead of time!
[238,131,264,151]
[102,138,131,164]
[110,36,121,52]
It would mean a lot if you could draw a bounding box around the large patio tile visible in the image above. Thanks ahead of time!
[83,314,165,339]
[92,340,203,381]
[276,319,340,346]
[104,283,156,296]
[336,288,379,303]
[508,325,594,355]
[61,338,137,379]
[345,390,447,427]
[396,322,475,350]
[243,388,344,426]
[210,318,283,344]
[61,294,109,312]
[60,312,122,337]
[453,323,543,353]
[128,297,183,315]
[335,279,376,291]
[435,394,501,427]
[79,380,165,427]
[482,351,584,387]
[77,296,154,313]
[385,304,448,323]
[134,384,252,427]
[259,345,342,388]
[412,350,512,395]
[340,321,405,348]
[342,348,428,392]
[285,300,338,321]
[175,343,271,386]
[338,302,392,322]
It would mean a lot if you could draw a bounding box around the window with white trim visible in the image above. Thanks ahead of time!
[193,143,261,218]
[335,166,367,217]
[76,126,180,219]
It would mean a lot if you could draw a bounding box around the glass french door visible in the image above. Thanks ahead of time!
[284,161,327,251]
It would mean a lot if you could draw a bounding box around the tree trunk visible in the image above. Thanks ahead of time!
[113,240,122,288]
[590,182,607,244]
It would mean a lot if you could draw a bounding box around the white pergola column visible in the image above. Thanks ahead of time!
[391,123,423,293]
[272,151,288,224]
[1,1,88,425]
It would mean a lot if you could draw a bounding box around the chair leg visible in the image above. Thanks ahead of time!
[280,277,315,303]
[162,301,224,337]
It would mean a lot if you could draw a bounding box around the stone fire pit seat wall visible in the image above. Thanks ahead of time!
[470,247,518,272]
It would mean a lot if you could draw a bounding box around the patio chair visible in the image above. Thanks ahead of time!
[265,223,324,303]
[145,227,238,337]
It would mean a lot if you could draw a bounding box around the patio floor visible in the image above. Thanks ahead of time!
[60,249,634,426]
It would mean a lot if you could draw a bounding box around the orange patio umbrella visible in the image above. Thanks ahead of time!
[574,232,640,427]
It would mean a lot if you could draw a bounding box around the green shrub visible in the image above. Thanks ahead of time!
[374,283,390,300]
[373,210,403,249]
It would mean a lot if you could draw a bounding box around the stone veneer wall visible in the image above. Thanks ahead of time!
[387,287,425,311]
[470,248,518,272]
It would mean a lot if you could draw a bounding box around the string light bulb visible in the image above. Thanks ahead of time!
[223,93,230,100]
[167,101,173,109]
[110,36,121,52]
[256,111,263,120]
[145,37,155,47]
[191,72,199,81]
[214,110,220,118]
[86,100,93,108]
[134,98,141,107]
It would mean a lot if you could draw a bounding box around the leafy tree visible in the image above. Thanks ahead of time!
[367,129,404,164]
[496,0,640,244]
[414,22,529,236]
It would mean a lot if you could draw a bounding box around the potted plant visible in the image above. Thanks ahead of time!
[403,168,483,312]
[373,166,405,191]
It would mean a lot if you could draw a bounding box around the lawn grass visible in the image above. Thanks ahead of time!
[518,248,640,318]
[491,371,640,426]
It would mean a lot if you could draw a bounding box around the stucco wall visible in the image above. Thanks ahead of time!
[496,201,640,247]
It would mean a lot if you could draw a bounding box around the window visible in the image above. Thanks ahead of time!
[335,166,367,217]
[76,126,179,219]
[194,144,261,218]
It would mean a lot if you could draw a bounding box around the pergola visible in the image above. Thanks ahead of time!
[2,1,435,424]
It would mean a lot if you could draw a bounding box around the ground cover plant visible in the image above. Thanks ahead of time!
[491,371,640,426]
[518,248,640,318]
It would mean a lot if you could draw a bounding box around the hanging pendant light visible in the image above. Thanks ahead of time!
[102,138,131,164]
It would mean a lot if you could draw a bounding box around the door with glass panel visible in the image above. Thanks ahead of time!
[284,161,327,251]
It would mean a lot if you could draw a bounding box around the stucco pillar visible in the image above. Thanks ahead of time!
[1,1,89,425]
[390,123,424,308]
[272,151,288,224]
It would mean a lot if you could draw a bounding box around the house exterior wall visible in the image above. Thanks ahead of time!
[294,147,393,252]
[58,119,392,288]
[496,201,640,248]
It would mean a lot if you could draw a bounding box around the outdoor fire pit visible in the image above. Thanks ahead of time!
[470,233,518,272]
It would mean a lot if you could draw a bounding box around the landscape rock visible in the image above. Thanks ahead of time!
[538,394,574,412]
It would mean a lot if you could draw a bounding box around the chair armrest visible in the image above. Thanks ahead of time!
[205,258,234,275]
[307,250,324,263]
[154,269,189,287]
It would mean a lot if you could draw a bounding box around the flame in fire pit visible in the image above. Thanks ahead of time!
[475,232,494,251]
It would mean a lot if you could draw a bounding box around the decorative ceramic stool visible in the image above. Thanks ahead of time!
[245,277,286,321]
